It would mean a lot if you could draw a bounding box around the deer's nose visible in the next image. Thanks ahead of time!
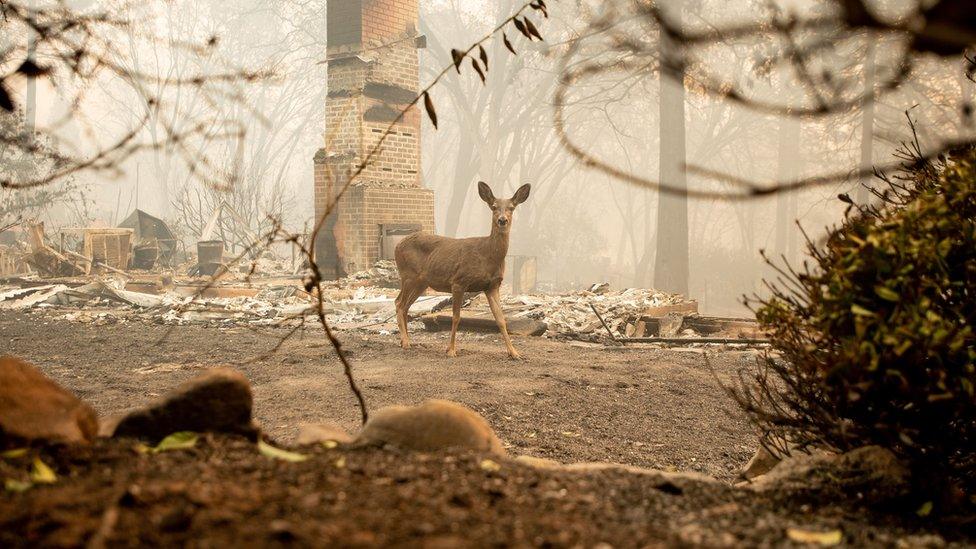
[497,218,509,226]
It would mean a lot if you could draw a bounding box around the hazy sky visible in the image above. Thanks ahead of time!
[17,0,974,314]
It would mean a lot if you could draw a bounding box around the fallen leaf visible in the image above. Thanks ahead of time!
[786,527,842,546]
[4,478,31,493]
[561,431,581,438]
[154,431,198,453]
[321,440,338,449]
[334,456,346,468]
[1,448,28,459]
[258,440,308,463]
[30,457,57,484]
[917,501,933,517]
[480,459,501,472]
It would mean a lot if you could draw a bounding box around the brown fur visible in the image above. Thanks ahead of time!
[394,182,530,359]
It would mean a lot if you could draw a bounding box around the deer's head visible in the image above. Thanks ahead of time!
[478,181,531,234]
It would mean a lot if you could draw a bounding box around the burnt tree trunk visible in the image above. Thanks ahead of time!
[774,114,801,259]
[442,133,478,237]
[653,23,689,296]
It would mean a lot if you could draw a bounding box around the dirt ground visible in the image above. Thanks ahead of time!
[0,309,756,481]
[2,436,964,548]
[3,310,972,547]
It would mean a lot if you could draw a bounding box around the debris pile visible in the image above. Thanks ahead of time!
[0,275,440,330]
[1,252,761,344]
[502,287,690,340]
[328,260,400,289]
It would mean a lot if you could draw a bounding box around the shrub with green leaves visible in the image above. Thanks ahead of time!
[737,146,976,494]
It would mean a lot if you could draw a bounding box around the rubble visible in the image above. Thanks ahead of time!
[328,259,401,289]
[118,209,177,270]
[495,287,694,341]
[1,251,760,345]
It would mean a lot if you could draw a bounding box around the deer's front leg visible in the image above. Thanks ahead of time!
[486,287,521,360]
[446,287,465,357]
[395,284,411,349]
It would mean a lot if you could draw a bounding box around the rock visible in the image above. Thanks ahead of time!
[97,415,123,438]
[896,534,946,548]
[296,422,353,445]
[658,312,685,338]
[588,282,610,294]
[749,445,910,503]
[515,455,562,469]
[740,439,831,480]
[355,400,504,455]
[836,445,911,499]
[0,355,98,446]
[741,444,781,480]
[111,368,257,442]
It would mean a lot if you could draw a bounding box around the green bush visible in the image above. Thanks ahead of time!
[737,146,976,496]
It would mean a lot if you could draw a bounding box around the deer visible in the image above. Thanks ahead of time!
[394,181,531,360]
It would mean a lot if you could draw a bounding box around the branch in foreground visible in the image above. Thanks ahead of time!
[0,0,269,191]
[552,1,976,199]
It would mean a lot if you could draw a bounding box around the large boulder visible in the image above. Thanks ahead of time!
[110,368,257,442]
[355,400,505,455]
[0,355,98,447]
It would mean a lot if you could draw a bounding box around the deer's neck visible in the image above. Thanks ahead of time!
[486,226,510,262]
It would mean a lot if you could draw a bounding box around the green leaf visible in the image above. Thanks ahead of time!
[30,457,57,484]
[851,304,875,317]
[917,501,933,517]
[257,440,308,463]
[874,286,900,302]
[154,431,198,453]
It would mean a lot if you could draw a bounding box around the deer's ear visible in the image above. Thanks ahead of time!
[511,183,531,206]
[477,181,495,205]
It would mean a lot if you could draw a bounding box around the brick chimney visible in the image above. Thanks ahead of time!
[313,0,436,278]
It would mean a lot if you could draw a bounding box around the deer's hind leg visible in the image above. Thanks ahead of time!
[396,279,425,349]
[486,286,521,360]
